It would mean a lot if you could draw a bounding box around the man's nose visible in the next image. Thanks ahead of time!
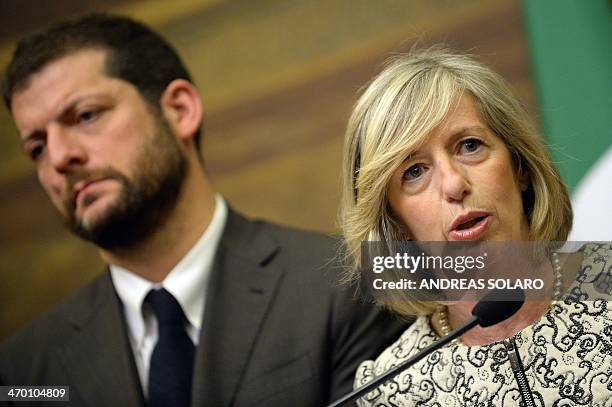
[47,125,87,173]
[438,157,470,203]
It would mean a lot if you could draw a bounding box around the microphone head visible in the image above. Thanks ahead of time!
[471,289,525,328]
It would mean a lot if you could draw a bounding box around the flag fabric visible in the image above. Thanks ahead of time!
[523,0,612,240]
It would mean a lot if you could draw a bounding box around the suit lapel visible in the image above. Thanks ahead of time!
[191,210,284,406]
[56,273,145,407]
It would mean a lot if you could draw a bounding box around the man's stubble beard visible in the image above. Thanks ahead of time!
[63,118,188,250]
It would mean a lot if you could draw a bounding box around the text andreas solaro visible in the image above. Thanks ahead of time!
[360,241,552,302]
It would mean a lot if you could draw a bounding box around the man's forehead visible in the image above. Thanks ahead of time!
[11,49,115,136]
[28,48,109,84]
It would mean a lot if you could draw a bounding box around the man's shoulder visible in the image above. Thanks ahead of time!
[251,218,347,279]
[224,210,341,269]
[254,218,338,253]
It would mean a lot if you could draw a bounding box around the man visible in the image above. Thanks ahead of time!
[0,14,406,407]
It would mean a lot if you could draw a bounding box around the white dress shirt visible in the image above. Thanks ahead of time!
[109,195,227,395]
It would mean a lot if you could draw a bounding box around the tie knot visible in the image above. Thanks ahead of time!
[145,288,186,326]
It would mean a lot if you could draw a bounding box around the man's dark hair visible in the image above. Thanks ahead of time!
[2,13,202,148]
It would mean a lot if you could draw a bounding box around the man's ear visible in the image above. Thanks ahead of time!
[159,79,203,145]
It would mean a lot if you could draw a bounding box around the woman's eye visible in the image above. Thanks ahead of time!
[78,110,98,123]
[403,164,425,181]
[459,138,482,154]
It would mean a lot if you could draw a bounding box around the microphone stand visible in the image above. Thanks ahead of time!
[327,315,479,407]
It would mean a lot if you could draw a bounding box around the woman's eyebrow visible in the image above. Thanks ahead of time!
[451,125,489,136]
[401,152,417,164]
[399,126,490,163]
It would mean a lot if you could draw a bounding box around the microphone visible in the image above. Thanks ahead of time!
[327,289,525,407]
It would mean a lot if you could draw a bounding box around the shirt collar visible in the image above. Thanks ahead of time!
[110,194,228,347]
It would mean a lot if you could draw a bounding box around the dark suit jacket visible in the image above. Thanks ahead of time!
[0,210,407,406]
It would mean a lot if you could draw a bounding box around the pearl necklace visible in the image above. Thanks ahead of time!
[436,251,563,342]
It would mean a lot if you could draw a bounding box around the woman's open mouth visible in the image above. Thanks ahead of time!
[449,213,492,241]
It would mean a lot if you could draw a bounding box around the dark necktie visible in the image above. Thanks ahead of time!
[146,288,195,407]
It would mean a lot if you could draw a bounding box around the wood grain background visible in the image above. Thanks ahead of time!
[0,0,537,340]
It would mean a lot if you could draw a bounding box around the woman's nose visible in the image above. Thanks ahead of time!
[438,158,470,203]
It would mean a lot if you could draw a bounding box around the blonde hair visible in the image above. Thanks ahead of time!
[340,48,572,316]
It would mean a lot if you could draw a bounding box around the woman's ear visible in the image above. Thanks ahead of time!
[159,79,203,146]
[518,169,530,191]
[515,157,530,191]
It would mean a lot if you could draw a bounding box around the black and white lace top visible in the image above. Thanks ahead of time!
[355,243,612,407]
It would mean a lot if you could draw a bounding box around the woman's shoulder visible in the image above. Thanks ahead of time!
[570,242,611,300]
[580,241,611,261]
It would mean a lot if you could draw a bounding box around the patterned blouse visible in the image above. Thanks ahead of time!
[355,243,612,407]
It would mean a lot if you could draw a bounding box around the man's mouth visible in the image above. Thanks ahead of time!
[72,177,111,209]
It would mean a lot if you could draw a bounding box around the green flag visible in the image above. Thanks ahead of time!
[523,0,612,240]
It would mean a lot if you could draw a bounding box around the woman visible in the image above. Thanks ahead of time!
[340,48,611,406]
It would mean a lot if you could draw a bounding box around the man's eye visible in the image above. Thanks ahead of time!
[459,138,482,154]
[27,143,45,161]
[403,164,425,181]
